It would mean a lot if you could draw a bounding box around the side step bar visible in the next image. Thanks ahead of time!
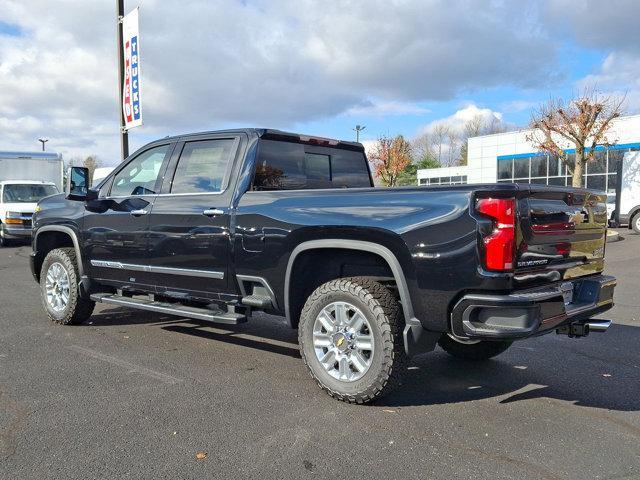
[90,293,247,325]
[241,294,272,309]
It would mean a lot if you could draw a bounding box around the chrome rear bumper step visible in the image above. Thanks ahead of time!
[585,320,612,333]
[90,293,247,325]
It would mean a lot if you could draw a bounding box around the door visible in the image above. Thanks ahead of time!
[146,136,240,299]
[82,143,173,290]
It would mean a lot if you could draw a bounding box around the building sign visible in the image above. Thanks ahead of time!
[122,8,142,130]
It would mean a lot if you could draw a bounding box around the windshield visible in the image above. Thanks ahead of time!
[2,184,59,203]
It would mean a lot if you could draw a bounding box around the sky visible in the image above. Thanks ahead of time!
[0,0,639,165]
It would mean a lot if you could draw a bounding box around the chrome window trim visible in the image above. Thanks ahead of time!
[103,190,228,200]
[90,260,224,279]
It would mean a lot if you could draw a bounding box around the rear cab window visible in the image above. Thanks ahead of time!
[252,139,372,191]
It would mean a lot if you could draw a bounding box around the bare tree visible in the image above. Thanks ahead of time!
[430,124,450,165]
[370,135,412,187]
[82,155,100,184]
[446,129,459,166]
[458,115,507,166]
[528,88,624,187]
[412,133,435,164]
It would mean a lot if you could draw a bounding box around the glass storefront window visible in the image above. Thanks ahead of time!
[548,155,560,176]
[586,174,605,191]
[498,160,513,180]
[513,157,529,178]
[548,177,566,186]
[496,144,635,192]
[531,155,547,177]
[608,149,624,174]
[588,150,607,174]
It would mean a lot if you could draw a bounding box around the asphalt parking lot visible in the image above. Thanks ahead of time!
[1,234,639,480]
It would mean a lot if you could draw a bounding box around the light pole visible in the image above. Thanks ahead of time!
[352,125,366,143]
[38,138,49,151]
[116,0,129,160]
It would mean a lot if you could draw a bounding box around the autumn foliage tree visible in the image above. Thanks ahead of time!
[528,89,624,187]
[370,135,412,186]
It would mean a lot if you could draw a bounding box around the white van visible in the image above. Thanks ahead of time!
[613,151,640,233]
[0,180,59,246]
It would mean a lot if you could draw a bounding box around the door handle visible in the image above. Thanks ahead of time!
[130,209,149,216]
[203,208,224,217]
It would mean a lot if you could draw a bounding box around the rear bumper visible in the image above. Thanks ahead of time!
[450,274,616,340]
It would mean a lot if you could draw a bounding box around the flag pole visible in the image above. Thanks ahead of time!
[116,0,129,160]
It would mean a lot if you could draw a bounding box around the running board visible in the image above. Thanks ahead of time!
[90,293,247,325]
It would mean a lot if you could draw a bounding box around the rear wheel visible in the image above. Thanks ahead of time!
[632,212,640,234]
[438,333,511,361]
[298,277,406,404]
[40,247,95,325]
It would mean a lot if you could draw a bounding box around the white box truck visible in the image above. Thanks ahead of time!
[0,151,63,246]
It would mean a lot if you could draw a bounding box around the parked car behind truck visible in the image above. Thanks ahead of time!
[30,129,616,403]
[0,181,59,246]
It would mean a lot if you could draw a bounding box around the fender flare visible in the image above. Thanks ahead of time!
[284,239,438,356]
[284,239,414,324]
[34,225,84,277]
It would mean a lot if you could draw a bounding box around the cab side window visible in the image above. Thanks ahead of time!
[170,139,236,194]
[110,145,170,197]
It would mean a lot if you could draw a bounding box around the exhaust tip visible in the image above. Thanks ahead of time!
[586,320,612,333]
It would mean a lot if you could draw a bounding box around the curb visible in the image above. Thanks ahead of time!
[606,230,621,243]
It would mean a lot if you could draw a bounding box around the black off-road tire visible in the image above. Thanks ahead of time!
[298,277,407,404]
[438,334,512,361]
[40,247,95,325]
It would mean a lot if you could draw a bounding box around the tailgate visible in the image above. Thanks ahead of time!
[516,188,607,280]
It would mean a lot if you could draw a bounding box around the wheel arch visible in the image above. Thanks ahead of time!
[628,205,640,229]
[33,226,84,281]
[284,239,415,327]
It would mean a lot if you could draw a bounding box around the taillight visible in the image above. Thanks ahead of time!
[476,197,515,271]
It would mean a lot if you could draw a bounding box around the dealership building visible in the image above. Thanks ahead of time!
[417,113,640,195]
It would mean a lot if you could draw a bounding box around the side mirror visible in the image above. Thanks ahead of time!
[66,167,97,201]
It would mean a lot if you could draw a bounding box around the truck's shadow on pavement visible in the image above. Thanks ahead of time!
[88,307,640,412]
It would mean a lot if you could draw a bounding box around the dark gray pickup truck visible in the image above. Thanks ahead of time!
[30,129,616,403]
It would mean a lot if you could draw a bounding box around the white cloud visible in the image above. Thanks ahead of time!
[577,52,640,114]
[345,101,429,117]
[500,100,539,113]
[0,0,558,161]
[417,104,503,137]
[546,0,640,54]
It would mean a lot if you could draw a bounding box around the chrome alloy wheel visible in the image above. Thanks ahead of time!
[313,301,374,382]
[45,262,70,312]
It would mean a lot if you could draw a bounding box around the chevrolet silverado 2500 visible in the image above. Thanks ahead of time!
[30,129,616,403]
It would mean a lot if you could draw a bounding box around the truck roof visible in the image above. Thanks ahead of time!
[0,180,57,186]
[0,151,61,160]
[157,128,365,152]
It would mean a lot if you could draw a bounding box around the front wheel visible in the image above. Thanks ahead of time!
[0,229,13,247]
[298,277,407,404]
[438,333,511,361]
[40,247,95,325]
